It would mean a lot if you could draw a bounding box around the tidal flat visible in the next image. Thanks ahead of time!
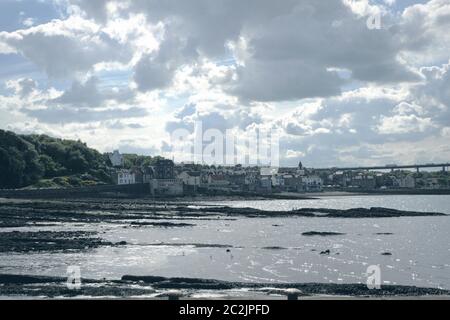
[0,195,449,299]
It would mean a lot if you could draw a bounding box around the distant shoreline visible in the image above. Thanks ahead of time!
[180,190,450,202]
[1,188,449,202]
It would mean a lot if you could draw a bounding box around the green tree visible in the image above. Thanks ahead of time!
[0,130,44,188]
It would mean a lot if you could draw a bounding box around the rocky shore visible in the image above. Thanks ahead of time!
[176,205,447,218]
[0,196,448,299]
[1,198,445,227]
[0,230,127,253]
[0,197,446,254]
[1,273,449,299]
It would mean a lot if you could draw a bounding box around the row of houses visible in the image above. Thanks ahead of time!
[325,171,448,190]
[108,153,323,196]
[176,161,323,193]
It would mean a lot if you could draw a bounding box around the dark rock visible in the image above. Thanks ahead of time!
[120,275,450,297]
[302,231,345,236]
[130,221,195,228]
[1,273,449,298]
[181,204,446,218]
[0,231,113,253]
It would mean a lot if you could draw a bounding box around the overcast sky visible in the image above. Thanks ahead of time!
[0,0,449,167]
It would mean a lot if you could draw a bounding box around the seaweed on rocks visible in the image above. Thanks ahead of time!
[120,275,450,297]
[129,221,195,228]
[302,231,346,236]
[1,273,449,298]
[0,199,446,225]
[176,204,446,218]
[0,231,116,253]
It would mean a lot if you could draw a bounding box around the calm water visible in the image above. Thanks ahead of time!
[0,195,449,293]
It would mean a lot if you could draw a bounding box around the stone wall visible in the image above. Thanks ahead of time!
[0,183,150,199]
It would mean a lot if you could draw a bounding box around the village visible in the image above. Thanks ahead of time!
[107,150,323,196]
[106,150,450,197]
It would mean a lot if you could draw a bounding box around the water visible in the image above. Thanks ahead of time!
[200,194,450,214]
[0,195,449,293]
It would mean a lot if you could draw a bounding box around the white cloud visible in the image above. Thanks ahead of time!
[0,16,133,77]
[21,18,36,27]
[0,0,449,165]
[6,78,38,97]
[50,76,135,108]
[377,114,435,134]
[398,0,450,65]
[66,0,422,101]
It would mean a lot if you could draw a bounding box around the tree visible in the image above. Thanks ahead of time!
[0,130,111,189]
[0,130,44,188]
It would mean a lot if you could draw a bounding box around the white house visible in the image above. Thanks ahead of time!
[113,169,135,185]
[302,175,323,191]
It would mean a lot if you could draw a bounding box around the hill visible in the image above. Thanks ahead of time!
[0,130,112,189]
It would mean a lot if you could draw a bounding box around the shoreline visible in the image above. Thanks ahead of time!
[0,196,448,299]
[1,188,450,202]
[0,197,446,231]
[0,273,448,299]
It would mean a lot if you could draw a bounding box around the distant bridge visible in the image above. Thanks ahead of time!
[313,163,450,173]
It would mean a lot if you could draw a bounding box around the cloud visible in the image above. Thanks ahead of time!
[408,61,450,126]
[133,28,199,92]
[105,120,145,130]
[273,83,445,166]
[50,76,134,108]
[398,0,450,65]
[166,102,264,134]
[377,114,435,134]
[71,0,298,56]
[23,105,148,124]
[1,0,450,165]
[0,16,132,77]
[228,0,423,101]
[6,78,37,97]
[67,0,421,101]
[228,60,343,102]
[174,103,196,118]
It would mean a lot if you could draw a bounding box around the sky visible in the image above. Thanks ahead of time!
[0,0,449,167]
